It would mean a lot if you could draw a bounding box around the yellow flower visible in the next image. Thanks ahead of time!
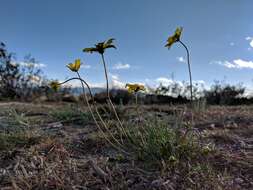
[165,27,183,49]
[49,81,60,91]
[67,59,81,72]
[83,38,116,55]
[125,83,145,93]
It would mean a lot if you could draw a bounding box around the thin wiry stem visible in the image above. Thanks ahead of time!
[78,73,126,147]
[59,76,122,146]
[179,40,193,102]
[77,72,125,151]
[135,93,141,121]
[60,76,128,154]
[101,54,109,98]
[135,93,138,105]
[100,53,128,139]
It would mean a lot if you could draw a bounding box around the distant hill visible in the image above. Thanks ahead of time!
[69,87,106,95]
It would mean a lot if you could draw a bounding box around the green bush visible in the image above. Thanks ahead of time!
[125,118,202,163]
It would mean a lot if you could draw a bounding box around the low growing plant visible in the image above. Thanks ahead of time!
[0,130,41,151]
[125,118,202,164]
[49,105,92,124]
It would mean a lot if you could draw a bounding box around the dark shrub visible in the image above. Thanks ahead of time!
[93,89,132,105]
[204,81,246,105]
[0,42,46,101]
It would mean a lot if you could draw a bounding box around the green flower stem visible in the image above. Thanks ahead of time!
[77,72,126,150]
[135,93,141,120]
[101,54,109,98]
[178,40,193,102]
[59,76,128,154]
[101,54,128,138]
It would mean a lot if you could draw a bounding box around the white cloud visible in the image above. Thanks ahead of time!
[176,56,186,63]
[110,74,119,81]
[61,73,125,89]
[109,74,125,88]
[195,80,205,85]
[88,82,105,88]
[211,59,253,69]
[244,87,253,97]
[60,74,208,97]
[81,64,91,69]
[111,79,125,88]
[153,77,205,88]
[61,79,105,89]
[113,62,130,70]
[155,77,174,86]
[211,60,236,68]
[233,59,253,69]
[246,36,253,48]
[13,61,46,68]
[148,77,206,97]
[229,42,235,46]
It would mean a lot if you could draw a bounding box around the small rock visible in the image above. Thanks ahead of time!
[235,177,244,184]
[239,140,246,148]
[151,179,163,187]
[45,122,63,129]
[127,179,134,185]
[210,123,215,129]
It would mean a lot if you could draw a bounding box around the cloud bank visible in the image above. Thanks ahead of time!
[211,59,253,69]
[113,62,130,70]
[14,61,47,68]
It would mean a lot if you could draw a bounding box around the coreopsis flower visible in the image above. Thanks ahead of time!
[165,27,183,49]
[49,81,60,91]
[67,59,81,72]
[83,38,116,55]
[125,83,145,93]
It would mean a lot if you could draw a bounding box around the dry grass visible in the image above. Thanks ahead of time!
[0,102,252,189]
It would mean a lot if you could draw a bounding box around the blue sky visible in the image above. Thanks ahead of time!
[1,0,253,88]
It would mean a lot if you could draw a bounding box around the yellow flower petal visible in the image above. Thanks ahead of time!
[165,27,183,48]
[50,81,60,91]
[83,38,116,55]
[74,59,81,70]
[174,27,183,39]
[67,59,81,72]
[125,83,145,93]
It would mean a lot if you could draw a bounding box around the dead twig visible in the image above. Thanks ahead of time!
[87,160,108,181]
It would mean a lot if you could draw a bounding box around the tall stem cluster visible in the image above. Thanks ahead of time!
[59,76,128,154]
[101,53,128,138]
